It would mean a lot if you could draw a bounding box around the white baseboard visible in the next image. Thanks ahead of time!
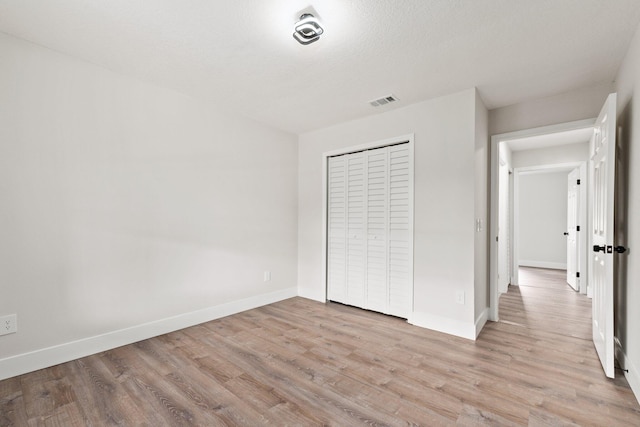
[475,308,489,338]
[615,337,640,405]
[408,311,476,340]
[519,260,567,270]
[0,287,298,381]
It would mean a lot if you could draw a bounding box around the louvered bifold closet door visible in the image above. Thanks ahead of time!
[345,152,366,308]
[365,148,389,313]
[328,143,412,319]
[387,144,412,318]
[327,155,347,304]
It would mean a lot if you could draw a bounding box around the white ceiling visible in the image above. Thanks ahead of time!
[508,127,594,152]
[1,1,640,134]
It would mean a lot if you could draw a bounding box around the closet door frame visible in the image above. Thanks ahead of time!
[322,134,414,314]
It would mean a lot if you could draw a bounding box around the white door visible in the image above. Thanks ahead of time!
[327,155,347,303]
[327,143,413,319]
[566,168,579,291]
[365,148,388,314]
[346,152,366,308]
[386,144,413,318]
[498,158,510,293]
[591,93,617,379]
[326,152,368,308]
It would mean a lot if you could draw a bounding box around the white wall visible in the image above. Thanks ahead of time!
[474,92,489,330]
[490,82,614,135]
[298,88,488,339]
[0,33,299,379]
[512,142,589,169]
[615,21,640,403]
[517,172,568,269]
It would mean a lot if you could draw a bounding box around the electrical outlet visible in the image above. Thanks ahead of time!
[0,314,17,336]
[456,291,465,305]
[264,271,271,282]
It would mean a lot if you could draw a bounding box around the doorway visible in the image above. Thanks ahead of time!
[489,119,595,321]
[512,164,587,289]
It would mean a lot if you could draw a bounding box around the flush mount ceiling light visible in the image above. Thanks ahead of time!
[293,13,323,45]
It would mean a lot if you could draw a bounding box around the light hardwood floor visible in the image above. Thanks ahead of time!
[1,268,639,425]
[499,267,592,340]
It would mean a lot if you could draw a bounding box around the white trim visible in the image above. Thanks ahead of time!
[0,287,297,381]
[518,260,567,270]
[322,134,415,158]
[475,308,489,338]
[408,311,476,341]
[490,119,595,321]
[322,134,415,306]
[516,162,584,174]
[492,118,596,141]
[615,337,640,405]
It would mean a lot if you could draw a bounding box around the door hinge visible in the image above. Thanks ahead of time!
[576,272,580,278]
[577,226,580,232]
[496,236,499,242]
[577,179,581,185]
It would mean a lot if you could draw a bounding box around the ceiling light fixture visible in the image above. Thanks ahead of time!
[293,13,323,45]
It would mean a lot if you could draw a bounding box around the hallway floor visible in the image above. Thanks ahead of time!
[499,267,592,340]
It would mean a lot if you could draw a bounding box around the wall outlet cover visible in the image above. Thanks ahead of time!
[0,314,17,336]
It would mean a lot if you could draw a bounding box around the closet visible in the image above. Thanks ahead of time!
[327,142,413,318]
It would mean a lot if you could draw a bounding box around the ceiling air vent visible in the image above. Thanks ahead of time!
[369,94,398,107]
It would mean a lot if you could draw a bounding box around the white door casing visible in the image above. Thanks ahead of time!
[591,93,617,379]
[567,168,580,291]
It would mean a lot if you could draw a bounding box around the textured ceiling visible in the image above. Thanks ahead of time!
[1,0,640,134]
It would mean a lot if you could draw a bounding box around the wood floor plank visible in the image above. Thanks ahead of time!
[26,403,85,427]
[163,365,271,426]
[64,356,150,426]
[203,329,403,426]
[455,404,521,427]
[1,267,639,425]
[0,377,29,427]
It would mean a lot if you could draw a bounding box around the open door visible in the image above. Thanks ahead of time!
[566,168,579,291]
[498,156,510,293]
[591,93,617,379]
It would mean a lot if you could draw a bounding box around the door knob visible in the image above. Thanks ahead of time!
[593,245,606,252]
[614,246,628,253]
[563,232,569,236]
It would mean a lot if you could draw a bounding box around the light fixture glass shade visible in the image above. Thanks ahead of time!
[293,13,323,45]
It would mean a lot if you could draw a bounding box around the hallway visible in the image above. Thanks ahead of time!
[499,267,591,340]
[489,267,640,424]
